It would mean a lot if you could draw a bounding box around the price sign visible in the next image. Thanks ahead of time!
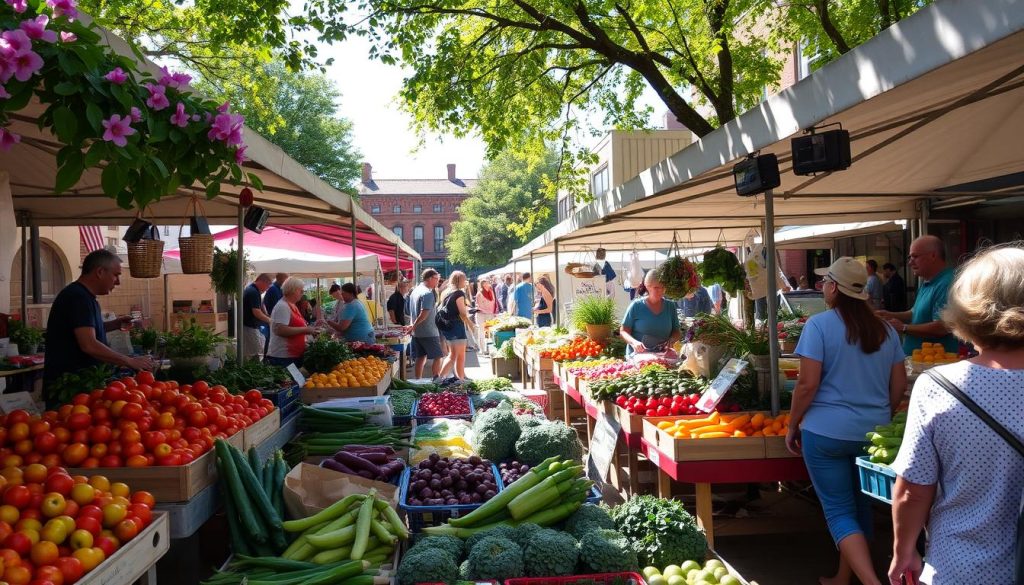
[587,413,621,482]
[646,446,660,467]
[0,392,42,416]
[286,364,306,388]
[696,358,748,413]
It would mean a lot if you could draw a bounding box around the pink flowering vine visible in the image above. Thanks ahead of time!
[103,67,127,84]
[46,0,78,21]
[169,102,189,128]
[4,0,28,14]
[234,145,247,164]
[0,127,20,151]
[101,114,135,147]
[59,31,75,43]
[208,112,244,147]
[144,83,169,111]
[0,85,9,99]
[158,66,191,91]
[129,106,142,123]
[19,15,57,43]
[1,30,43,82]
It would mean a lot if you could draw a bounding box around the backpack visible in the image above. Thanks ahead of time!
[434,292,459,331]
[927,370,1023,585]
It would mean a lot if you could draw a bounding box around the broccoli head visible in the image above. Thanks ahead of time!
[523,528,579,576]
[510,522,542,548]
[564,503,615,539]
[516,414,544,429]
[464,524,517,556]
[578,529,639,574]
[611,495,707,566]
[458,559,472,580]
[468,536,525,580]
[513,421,584,466]
[409,535,465,563]
[472,406,522,461]
[397,547,459,585]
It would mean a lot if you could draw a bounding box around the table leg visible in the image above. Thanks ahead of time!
[562,391,571,427]
[695,482,715,549]
[586,414,596,445]
[657,468,671,499]
[627,448,639,496]
[398,351,407,381]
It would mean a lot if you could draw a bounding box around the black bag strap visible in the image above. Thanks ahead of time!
[927,370,1024,456]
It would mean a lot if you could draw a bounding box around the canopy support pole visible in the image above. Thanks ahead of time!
[529,252,535,326]
[764,189,781,417]
[553,241,561,327]
[30,226,41,305]
[350,214,357,284]
[19,213,27,320]
[236,206,245,361]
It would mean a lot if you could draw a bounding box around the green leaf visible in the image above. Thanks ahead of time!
[85,102,104,133]
[4,85,33,112]
[205,182,221,199]
[83,142,107,167]
[229,164,242,182]
[116,189,134,210]
[246,173,264,191]
[52,107,78,144]
[110,85,133,110]
[150,156,170,178]
[54,82,80,96]
[101,164,129,198]
[149,119,169,143]
[55,153,85,194]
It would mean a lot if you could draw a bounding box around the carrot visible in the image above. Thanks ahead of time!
[750,413,766,429]
[726,414,751,431]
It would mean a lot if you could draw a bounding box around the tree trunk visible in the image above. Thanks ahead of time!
[816,0,852,54]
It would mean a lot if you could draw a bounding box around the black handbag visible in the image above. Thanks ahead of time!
[927,370,1023,585]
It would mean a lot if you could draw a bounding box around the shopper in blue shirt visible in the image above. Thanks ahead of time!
[326,283,375,343]
[786,257,907,585]
[620,270,681,356]
[877,236,958,355]
[261,273,287,353]
[678,285,713,318]
[510,273,534,321]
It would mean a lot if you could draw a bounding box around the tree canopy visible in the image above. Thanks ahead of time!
[446,149,560,268]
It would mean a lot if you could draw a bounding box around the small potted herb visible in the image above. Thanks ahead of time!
[777,319,807,354]
[8,321,44,355]
[130,328,161,355]
[164,320,223,369]
[570,295,617,342]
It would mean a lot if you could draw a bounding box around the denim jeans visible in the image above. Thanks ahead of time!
[801,429,875,546]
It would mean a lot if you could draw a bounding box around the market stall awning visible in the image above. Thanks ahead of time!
[1,14,419,263]
[510,0,1024,258]
[163,226,413,275]
[479,250,667,279]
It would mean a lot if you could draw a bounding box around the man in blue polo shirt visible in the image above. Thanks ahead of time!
[877,235,958,354]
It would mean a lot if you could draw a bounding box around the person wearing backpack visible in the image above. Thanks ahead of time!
[435,271,474,381]
[889,245,1024,585]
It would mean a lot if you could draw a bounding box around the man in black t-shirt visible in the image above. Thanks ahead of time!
[387,281,410,326]
[44,249,154,406]
[242,273,273,359]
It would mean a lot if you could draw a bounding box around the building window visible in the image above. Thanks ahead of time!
[433,226,444,253]
[432,203,442,213]
[413,226,424,253]
[591,165,609,197]
[557,194,574,223]
[393,204,402,213]
[371,204,381,214]
[796,39,823,81]
[393,225,403,241]
[413,204,422,213]
[10,242,68,304]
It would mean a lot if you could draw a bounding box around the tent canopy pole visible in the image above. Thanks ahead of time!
[236,206,245,360]
[764,189,781,416]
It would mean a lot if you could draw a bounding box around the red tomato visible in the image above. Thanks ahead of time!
[113,517,141,542]
[4,486,31,509]
[4,530,32,555]
[74,516,101,536]
[54,556,85,584]
[98,455,122,468]
[44,474,75,498]
[130,491,155,508]
[135,371,155,386]
[102,385,126,402]
[244,389,263,403]
[34,432,60,455]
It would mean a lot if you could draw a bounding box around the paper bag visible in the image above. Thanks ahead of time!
[283,463,399,520]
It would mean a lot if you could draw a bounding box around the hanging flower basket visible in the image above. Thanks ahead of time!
[564,263,598,279]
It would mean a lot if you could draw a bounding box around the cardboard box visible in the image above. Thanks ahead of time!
[301,370,391,404]
[642,416,766,462]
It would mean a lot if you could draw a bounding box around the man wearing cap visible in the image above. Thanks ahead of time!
[876,235,958,355]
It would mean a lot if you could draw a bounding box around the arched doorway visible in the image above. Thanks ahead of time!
[9,241,70,305]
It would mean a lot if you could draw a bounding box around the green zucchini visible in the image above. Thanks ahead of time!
[349,491,376,560]
[228,442,287,550]
[217,458,251,555]
[215,440,267,543]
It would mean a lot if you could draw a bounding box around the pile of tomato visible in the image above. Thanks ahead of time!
[540,338,605,361]
[0,372,275,469]
[0,464,155,584]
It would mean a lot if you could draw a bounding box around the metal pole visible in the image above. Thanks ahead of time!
[553,241,561,327]
[19,216,27,319]
[529,252,535,326]
[30,226,41,304]
[764,189,781,416]
[236,206,245,361]
[350,214,357,285]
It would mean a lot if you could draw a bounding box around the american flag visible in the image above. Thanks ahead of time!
[79,226,106,252]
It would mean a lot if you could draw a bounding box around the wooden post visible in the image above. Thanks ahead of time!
[695,482,715,548]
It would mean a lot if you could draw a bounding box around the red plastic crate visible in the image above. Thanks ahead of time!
[505,573,648,585]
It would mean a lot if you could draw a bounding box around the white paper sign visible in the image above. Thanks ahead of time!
[587,413,621,481]
[573,278,604,299]
[0,392,42,416]
[696,358,749,413]
[286,364,306,388]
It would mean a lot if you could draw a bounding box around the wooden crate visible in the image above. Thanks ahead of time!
[243,408,281,449]
[490,356,520,379]
[80,512,170,585]
[642,416,766,462]
[67,432,241,503]
[764,435,801,459]
[614,403,647,435]
[301,371,391,404]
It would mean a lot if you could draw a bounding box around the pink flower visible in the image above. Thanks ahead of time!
[103,67,128,85]
[158,66,192,91]
[101,114,136,147]
[144,83,169,111]
[169,102,189,128]
[1,29,33,54]
[10,49,43,82]
[46,0,79,20]
[0,127,21,151]
[20,15,58,43]
[233,145,247,164]
[59,31,76,43]
[217,101,230,113]
[207,112,244,146]
[190,114,200,122]
[129,106,142,123]
[4,0,28,13]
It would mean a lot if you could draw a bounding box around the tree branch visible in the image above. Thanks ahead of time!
[814,0,851,54]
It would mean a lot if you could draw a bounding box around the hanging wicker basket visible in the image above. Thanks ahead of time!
[179,234,214,274]
[564,262,598,279]
[127,239,165,278]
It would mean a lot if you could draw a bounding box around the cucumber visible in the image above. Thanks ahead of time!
[215,440,267,543]
[217,458,251,555]
[228,441,287,551]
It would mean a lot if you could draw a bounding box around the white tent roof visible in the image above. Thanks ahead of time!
[164,245,382,277]
[511,0,1024,259]
[480,250,667,279]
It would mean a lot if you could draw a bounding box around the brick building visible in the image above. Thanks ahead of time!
[357,163,478,275]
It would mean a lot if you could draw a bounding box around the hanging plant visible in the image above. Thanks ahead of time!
[209,247,249,296]
[698,247,746,294]
[0,0,263,210]
[654,256,699,300]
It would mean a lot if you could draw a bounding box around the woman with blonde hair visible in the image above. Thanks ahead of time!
[267,277,318,367]
[437,271,474,381]
[889,245,1024,585]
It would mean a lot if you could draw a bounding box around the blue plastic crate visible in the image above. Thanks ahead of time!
[262,384,300,408]
[399,462,504,532]
[856,455,896,504]
[410,396,475,423]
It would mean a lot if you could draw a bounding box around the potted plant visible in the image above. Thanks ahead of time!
[654,255,700,300]
[130,328,161,355]
[570,295,617,342]
[164,320,223,370]
[8,321,44,355]
[777,318,807,354]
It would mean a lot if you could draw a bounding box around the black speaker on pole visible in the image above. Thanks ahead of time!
[791,129,851,175]
[733,154,781,197]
